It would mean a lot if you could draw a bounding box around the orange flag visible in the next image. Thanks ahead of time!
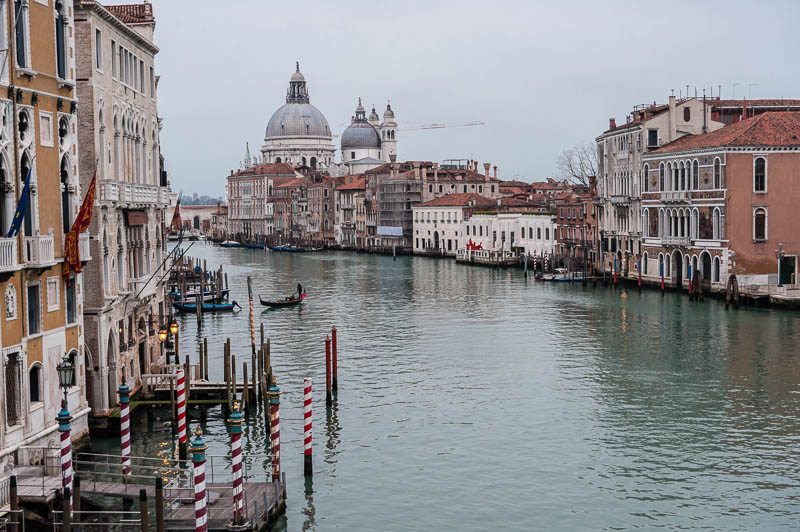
[63,169,97,281]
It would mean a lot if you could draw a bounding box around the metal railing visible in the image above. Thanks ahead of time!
[0,509,25,531]
[660,191,689,203]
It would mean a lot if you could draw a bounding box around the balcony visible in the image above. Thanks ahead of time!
[78,232,91,261]
[0,237,18,272]
[663,235,690,246]
[128,275,157,298]
[23,235,55,267]
[341,204,355,210]
[610,195,630,206]
[99,180,169,207]
[660,191,689,203]
[366,219,376,227]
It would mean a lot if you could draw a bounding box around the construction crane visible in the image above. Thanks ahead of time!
[331,120,484,138]
[399,121,484,131]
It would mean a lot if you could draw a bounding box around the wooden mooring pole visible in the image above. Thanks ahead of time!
[155,477,165,532]
[63,487,72,532]
[9,476,18,532]
[325,335,332,406]
[73,477,81,524]
[139,489,149,532]
[331,326,338,392]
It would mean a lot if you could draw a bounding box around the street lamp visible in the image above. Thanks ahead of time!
[158,325,168,342]
[775,242,785,287]
[56,354,74,405]
[169,319,178,335]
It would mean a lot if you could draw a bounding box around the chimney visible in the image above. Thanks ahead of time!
[433,162,439,181]
[493,165,497,180]
[483,163,490,181]
[609,118,616,130]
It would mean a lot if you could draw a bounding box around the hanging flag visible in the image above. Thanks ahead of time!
[63,168,97,281]
[6,164,33,238]
[170,194,182,232]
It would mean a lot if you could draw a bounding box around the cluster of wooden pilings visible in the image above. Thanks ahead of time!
[220,322,274,416]
[168,254,230,322]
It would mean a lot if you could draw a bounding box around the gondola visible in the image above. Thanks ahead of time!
[173,300,241,313]
[220,240,243,248]
[259,293,305,307]
[170,289,229,303]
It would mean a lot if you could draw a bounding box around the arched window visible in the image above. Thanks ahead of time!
[275,157,281,163]
[659,163,665,191]
[29,363,42,403]
[712,208,720,240]
[545,228,550,240]
[20,152,33,236]
[754,157,766,192]
[754,208,767,240]
[643,164,649,192]
[537,227,541,239]
[60,155,71,235]
[683,107,691,122]
[692,160,699,190]
[528,227,533,239]
[713,257,720,282]
[713,158,721,188]
[680,162,686,191]
[642,252,648,274]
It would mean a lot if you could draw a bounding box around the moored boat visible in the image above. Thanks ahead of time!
[220,240,243,248]
[173,300,241,313]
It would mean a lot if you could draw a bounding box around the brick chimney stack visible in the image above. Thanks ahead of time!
[493,165,497,179]
[609,118,616,129]
[483,163,490,181]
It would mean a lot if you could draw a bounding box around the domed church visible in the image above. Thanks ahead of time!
[260,63,336,170]
[336,98,398,175]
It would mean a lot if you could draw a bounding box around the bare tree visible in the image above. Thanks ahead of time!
[556,141,597,185]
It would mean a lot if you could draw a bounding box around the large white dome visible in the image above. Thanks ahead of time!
[265,103,331,139]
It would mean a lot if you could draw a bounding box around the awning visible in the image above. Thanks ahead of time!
[126,210,148,226]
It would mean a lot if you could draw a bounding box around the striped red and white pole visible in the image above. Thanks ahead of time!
[57,401,73,511]
[190,427,208,532]
[303,378,312,477]
[177,368,187,461]
[118,381,131,477]
[228,403,245,525]
[267,378,281,482]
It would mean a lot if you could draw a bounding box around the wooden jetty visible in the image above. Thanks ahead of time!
[11,449,286,531]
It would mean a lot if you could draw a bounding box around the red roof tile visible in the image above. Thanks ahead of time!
[231,163,295,177]
[336,176,366,191]
[415,193,496,208]
[104,3,154,23]
[711,99,800,109]
[651,112,800,153]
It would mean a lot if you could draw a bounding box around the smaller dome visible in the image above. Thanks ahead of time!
[341,122,381,150]
[369,106,380,122]
[383,103,395,119]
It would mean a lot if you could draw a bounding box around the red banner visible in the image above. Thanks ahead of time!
[63,169,97,281]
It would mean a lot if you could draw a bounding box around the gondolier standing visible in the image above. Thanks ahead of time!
[297,283,304,298]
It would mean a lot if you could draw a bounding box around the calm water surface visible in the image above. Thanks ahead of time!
[97,243,800,530]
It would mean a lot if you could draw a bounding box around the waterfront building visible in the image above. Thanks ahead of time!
[640,111,800,292]
[0,0,90,466]
[74,1,171,418]
[178,203,227,239]
[553,183,599,271]
[421,160,500,202]
[226,162,295,239]
[334,176,366,247]
[274,177,308,241]
[261,65,335,171]
[412,193,497,255]
[306,174,335,242]
[460,212,556,257]
[596,96,726,278]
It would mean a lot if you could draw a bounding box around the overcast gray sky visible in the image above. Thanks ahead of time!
[136,0,800,196]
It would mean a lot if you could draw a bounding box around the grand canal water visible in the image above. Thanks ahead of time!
[94,243,800,530]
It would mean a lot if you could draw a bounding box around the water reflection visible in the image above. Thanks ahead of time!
[92,243,800,531]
